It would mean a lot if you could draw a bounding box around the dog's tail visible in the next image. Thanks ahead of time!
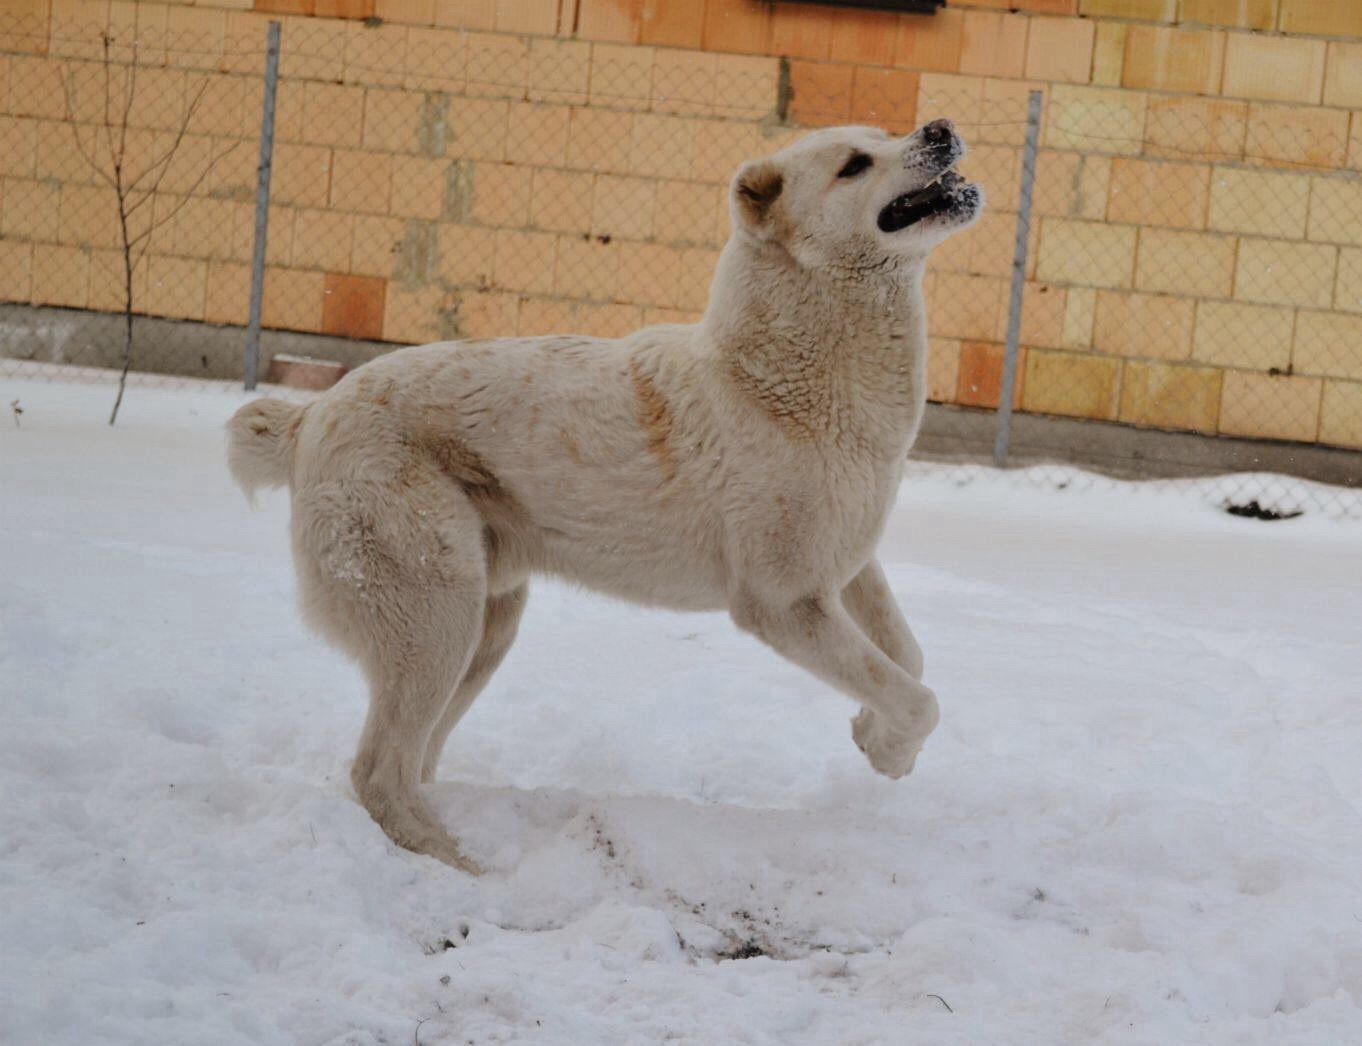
[226,398,306,503]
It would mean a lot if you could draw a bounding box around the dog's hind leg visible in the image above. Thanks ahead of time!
[293,476,488,872]
[422,583,528,784]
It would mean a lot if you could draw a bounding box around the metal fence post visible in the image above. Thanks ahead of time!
[244,20,281,391]
[993,89,1043,468]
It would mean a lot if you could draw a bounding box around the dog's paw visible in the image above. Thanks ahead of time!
[852,709,923,780]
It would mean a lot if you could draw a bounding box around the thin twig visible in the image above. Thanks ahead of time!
[926,993,954,1014]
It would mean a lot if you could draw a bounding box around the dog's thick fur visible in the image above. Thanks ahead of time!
[227,123,982,871]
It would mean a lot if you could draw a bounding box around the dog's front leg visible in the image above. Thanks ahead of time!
[731,590,939,778]
[841,558,924,681]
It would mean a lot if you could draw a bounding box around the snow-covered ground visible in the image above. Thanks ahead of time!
[3,377,1362,1045]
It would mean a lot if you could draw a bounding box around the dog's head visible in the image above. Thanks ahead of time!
[730,121,983,274]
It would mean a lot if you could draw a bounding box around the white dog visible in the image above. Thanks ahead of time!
[227,121,982,871]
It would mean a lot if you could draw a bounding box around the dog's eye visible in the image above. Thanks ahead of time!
[837,152,873,179]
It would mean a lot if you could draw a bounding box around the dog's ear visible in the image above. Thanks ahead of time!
[732,159,784,235]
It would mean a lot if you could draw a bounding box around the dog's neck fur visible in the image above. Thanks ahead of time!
[701,236,929,452]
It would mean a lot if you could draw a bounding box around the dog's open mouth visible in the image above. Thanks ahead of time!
[877,170,974,232]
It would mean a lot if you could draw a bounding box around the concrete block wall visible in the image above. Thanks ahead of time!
[2,0,1361,452]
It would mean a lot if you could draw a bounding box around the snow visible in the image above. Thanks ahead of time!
[3,376,1362,1045]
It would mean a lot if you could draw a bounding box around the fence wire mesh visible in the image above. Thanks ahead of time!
[1,9,1359,515]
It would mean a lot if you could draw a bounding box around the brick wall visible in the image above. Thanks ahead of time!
[3,0,1362,451]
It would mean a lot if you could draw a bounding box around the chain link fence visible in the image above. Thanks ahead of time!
[1,9,1359,515]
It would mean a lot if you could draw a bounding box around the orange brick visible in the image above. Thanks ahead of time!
[788,61,853,127]
[1107,158,1210,230]
[492,228,557,294]
[405,26,466,93]
[829,8,898,66]
[529,168,594,234]
[330,150,393,214]
[958,11,1027,80]
[928,272,1007,340]
[1144,96,1247,163]
[205,260,251,326]
[895,9,965,74]
[589,42,654,110]
[1180,0,1277,29]
[301,82,365,149]
[376,0,436,24]
[1309,179,1362,247]
[1033,153,1110,221]
[433,0,494,30]
[1079,0,1175,16]
[1235,238,1336,308]
[382,282,448,342]
[1135,227,1235,297]
[769,2,832,61]
[321,272,386,338]
[1121,26,1224,96]
[577,0,642,43]
[554,235,618,300]
[591,174,656,240]
[1208,166,1309,239]
[1320,379,1362,448]
[1292,310,1362,380]
[31,244,90,309]
[316,0,376,18]
[698,0,767,55]
[927,338,961,403]
[568,107,634,175]
[527,38,591,105]
[470,163,531,226]
[1218,371,1321,443]
[648,0,708,51]
[350,214,406,277]
[616,241,683,307]
[0,241,34,304]
[1193,300,1294,370]
[1036,218,1137,289]
[291,209,355,271]
[713,54,780,120]
[1118,360,1222,432]
[271,144,332,209]
[344,20,407,88]
[653,179,724,244]
[1340,248,1362,313]
[1093,290,1195,360]
[1020,282,1068,347]
[361,89,425,154]
[629,112,696,178]
[465,32,528,98]
[1046,85,1146,156]
[2,178,59,242]
[506,103,571,167]
[436,222,496,287]
[1024,16,1094,85]
[495,0,556,35]
[1324,42,1362,109]
[144,255,207,321]
[1091,22,1126,87]
[1021,349,1121,420]
[58,184,120,250]
[390,156,447,219]
[446,97,509,162]
[850,68,918,134]
[955,340,1024,409]
[670,247,715,311]
[1222,34,1325,105]
[1277,0,1362,37]
[1244,103,1349,171]
[651,49,716,116]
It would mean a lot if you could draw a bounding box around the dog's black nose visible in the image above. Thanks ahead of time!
[922,119,954,145]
